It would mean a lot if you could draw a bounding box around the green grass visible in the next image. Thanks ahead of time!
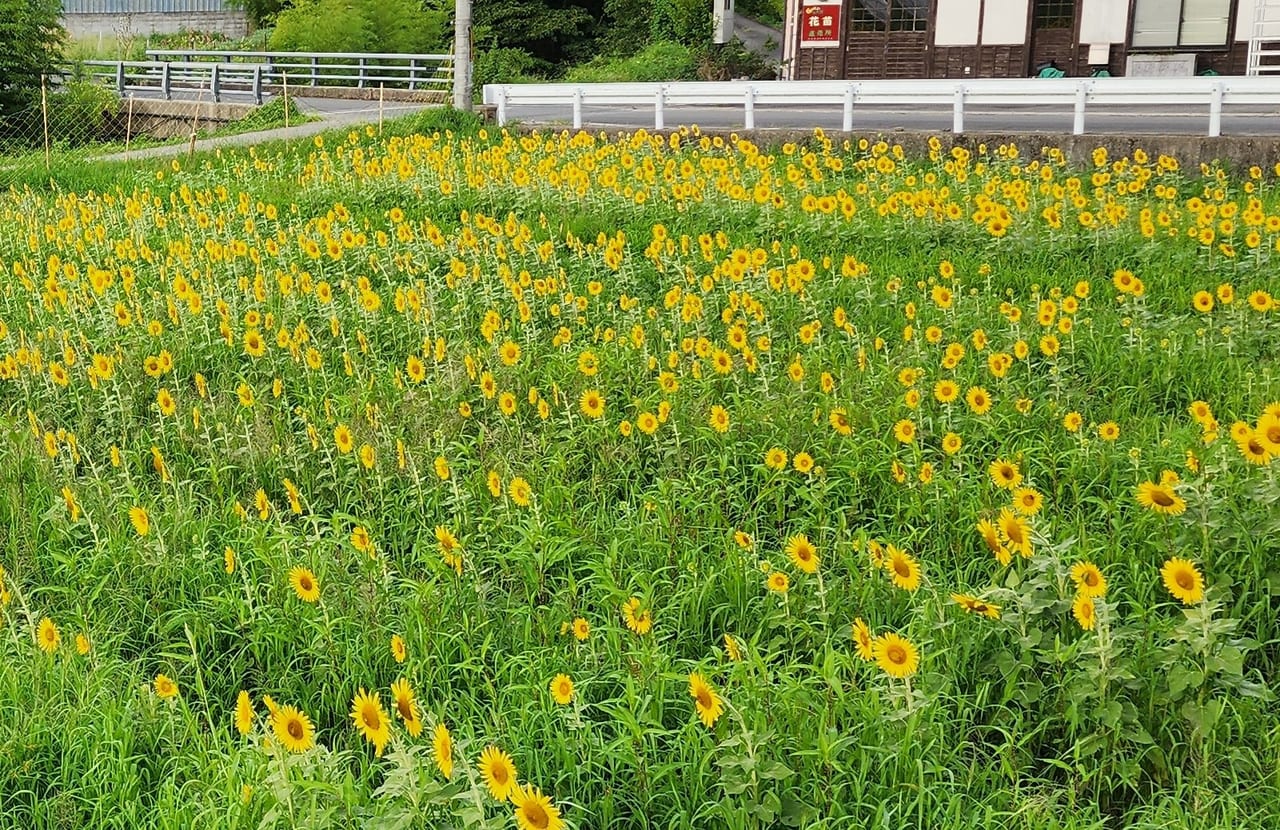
[0,125,1277,830]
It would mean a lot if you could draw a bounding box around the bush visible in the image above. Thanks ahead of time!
[411,106,484,135]
[564,41,698,84]
[696,38,778,81]
[473,47,548,90]
[270,0,443,54]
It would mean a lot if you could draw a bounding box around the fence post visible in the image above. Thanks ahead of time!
[744,85,755,131]
[1208,81,1224,137]
[162,62,172,100]
[358,57,367,89]
[409,58,418,91]
[573,87,583,130]
[1073,81,1087,135]
[655,87,665,131]
[842,83,855,132]
[210,62,221,103]
[253,65,263,105]
[310,56,318,86]
[115,61,125,95]
[952,85,965,134]
[497,87,508,126]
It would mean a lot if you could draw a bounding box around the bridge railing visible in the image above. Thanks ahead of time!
[144,50,453,91]
[483,77,1280,137]
[78,60,272,104]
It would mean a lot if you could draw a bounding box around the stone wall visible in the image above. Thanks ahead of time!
[63,11,250,38]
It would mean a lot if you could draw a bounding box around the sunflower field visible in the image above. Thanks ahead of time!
[1,120,1278,830]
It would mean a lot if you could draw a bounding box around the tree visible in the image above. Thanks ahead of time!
[270,0,445,54]
[0,0,64,121]
[224,0,291,27]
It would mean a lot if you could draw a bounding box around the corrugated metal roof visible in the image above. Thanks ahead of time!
[62,0,232,13]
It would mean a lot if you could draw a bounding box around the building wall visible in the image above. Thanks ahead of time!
[63,11,250,37]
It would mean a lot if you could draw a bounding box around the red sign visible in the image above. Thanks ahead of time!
[800,0,842,48]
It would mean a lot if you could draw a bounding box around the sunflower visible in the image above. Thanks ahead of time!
[129,506,150,537]
[1097,421,1120,441]
[621,597,652,635]
[272,705,315,753]
[1236,430,1274,465]
[579,389,605,419]
[829,408,853,435]
[786,534,819,574]
[966,386,993,415]
[1012,487,1043,516]
[733,530,754,550]
[873,633,920,679]
[391,634,407,664]
[487,471,503,498]
[289,566,320,603]
[1161,557,1205,605]
[934,379,960,404]
[767,571,789,593]
[708,405,731,433]
[350,688,391,757]
[571,617,590,641]
[988,459,1022,490]
[480,745,518,801]
[1257,414,1280,453]
[75,634,90,655]
[792,451,815,474]
[723,633,743,662]
[549,674,574,705]
[509,477,533,507]
[1070,562,1107,598]
[998,509,1033,558]
[406,354,426,383]
[153,673,178,699]
[1072,594,1096,631]
[351,526,374,556]
[391,678,422,737]
[499,340,521,366]
[235,690,255,735]
[885,545,921,592]
[688,672,724,728]
[942,432,962,455]
[1062,411,1082,432]
[434,455,451,480]
[764,447,788,470]
[637,412,659,435]
[36,617,59,653]
[1189,400,1214,425]
[433,722,454,778]
[852,617,875,660]
[334,424,354,454]
[950,593,1001,620]
[511,783,566,830]
[1135,480,1187,515]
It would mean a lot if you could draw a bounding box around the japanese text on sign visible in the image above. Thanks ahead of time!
[799,0,842,48]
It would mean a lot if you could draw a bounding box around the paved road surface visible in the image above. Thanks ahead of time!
[500,102,1280,136]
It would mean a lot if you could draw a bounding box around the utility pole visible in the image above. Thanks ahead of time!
[453,0,473,111]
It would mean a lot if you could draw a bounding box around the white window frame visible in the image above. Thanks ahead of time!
[1131,0,1232,48]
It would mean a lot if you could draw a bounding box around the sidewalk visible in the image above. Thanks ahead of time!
[95,99,434,163]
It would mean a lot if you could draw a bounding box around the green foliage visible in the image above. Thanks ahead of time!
[696,38,778,81]
[648,0,710,47]
[473,0,603,66]
[0,0,64,120]
[410,106,484,135]
[564,41,699,83]
[473,47,548,89]
[224,0,290,26]
[270,0,444,53]
[735,0,785,25]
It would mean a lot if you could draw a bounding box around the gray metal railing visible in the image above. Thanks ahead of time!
[145,50,453,91]
[79,60,271,103]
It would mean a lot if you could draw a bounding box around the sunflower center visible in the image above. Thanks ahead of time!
[493,764,509,784]
[288,720,304,740]
[1152,490,1175,507]
[300,576,313,591]
[1176,571,1195,590]
[397,698,412,720]
[893,560,910,578]
[695,689,713,709]
[523,802,549,829]
[362,705,382,730]
[1083,572,1099,587]
[887,645,907,665]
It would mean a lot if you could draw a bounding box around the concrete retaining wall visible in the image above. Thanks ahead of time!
[64,11,250,38]
[106,97,256,139]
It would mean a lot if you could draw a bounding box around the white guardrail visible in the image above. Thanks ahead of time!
[483,77,1280,137]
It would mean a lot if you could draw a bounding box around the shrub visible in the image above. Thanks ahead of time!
[270,0,443,54]
[564,41,698,84]
[473,47,548,90]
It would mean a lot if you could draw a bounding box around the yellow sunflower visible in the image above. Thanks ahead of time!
[997,508,1033,559]
[511,783,566,830]
[289,566,320,603]
[350,688,391,757]
[872,632,920,678]
[988,459,1022,490]
[785,534,819,574]
[688,672,724,728]
[1069,562,1107,598]
[1072,594,1096,631]
[433,722,454,779]
[36,617,60,653]
[272,705,315,753]
[390,678,422,737]
[852,617,875,660]
[549,673,574,705]
[235,690,255,736]
[1161,557,1205,605]
[480,745,518,801]
[885,545,921,592]
[579,389,605,419]
[1135,481,1187,515]
[621,597,652,635]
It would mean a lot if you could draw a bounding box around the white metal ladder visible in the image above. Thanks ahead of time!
[1248,0,1280,75]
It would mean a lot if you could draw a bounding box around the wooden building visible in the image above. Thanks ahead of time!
[782,0,1267,80]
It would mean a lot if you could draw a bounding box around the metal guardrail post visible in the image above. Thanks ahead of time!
[409,58,418,91]
[573,87,583,130]
[744,86,755,130]
[162,62,172,100]
[358,57,367,88]
[842,83,855,132]
[952,85,965,134]
[310,56,318,86]
[655,87,665,131]
[253,65,263,105]
[497,87,508,126]
[1208,82,1224,137]
[115,61,125,94]
[1073,82,1087,135]
[211,62,221,103]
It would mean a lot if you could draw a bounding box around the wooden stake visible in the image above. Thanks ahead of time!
[41,75,51,172]
[125,94,134,154]
[379,83,385,135]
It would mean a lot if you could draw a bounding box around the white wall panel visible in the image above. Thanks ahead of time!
[981,0,1029,45]
[935,0,981,46]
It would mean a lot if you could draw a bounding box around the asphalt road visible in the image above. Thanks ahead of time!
[501,103,1280,137]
